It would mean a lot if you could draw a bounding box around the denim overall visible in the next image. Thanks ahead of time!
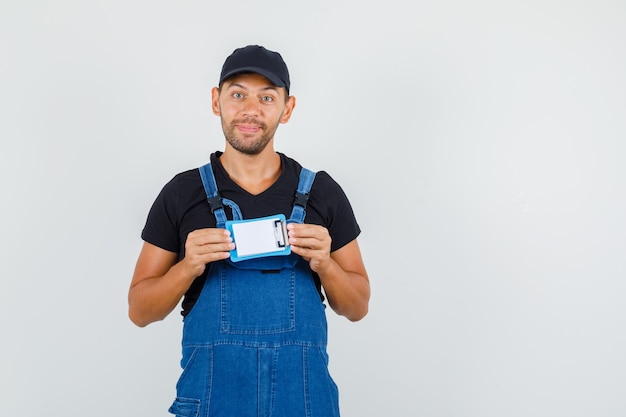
[168,163,340,417]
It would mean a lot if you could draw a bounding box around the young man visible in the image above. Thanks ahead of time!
[128,45,370,417]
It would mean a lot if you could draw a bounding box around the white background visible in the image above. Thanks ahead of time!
[1,1,625,416]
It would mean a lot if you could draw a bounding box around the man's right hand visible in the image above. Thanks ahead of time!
[128,228,234,327]
[181,228,235,278]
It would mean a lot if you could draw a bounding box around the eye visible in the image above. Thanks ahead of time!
[261,95,274,103]
[232,92,244,99]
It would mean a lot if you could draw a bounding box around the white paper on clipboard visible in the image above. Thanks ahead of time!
[226,214,290,261]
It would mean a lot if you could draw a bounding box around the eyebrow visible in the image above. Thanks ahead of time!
[226,82,279,93]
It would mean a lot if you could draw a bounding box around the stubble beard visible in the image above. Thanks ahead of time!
[222,117,279,155]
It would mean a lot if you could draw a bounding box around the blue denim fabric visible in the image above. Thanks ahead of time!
[168,256,340,417]
[169,165,340,417]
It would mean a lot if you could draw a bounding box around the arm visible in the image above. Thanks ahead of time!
[286,223,370,321]
[128,229,234,327]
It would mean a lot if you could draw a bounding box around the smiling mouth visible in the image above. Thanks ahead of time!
[234,119,265,134]
[237,124,261,133]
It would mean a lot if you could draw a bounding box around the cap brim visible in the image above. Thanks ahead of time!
[220,66,286,89]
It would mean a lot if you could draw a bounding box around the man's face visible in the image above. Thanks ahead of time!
[212,73,295,155]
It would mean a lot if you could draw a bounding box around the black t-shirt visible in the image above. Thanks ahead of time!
[141,152,361,316]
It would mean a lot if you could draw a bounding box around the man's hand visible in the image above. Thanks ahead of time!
[286,223,370,321]
[286,223,332,274]
[181,228,235,278]
[128,228,234,327]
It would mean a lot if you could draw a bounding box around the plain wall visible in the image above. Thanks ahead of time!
[1,1,625,416]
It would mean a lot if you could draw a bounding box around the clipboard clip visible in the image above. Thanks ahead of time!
[273,219,289,248]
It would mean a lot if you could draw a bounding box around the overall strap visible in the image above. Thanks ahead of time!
[198,163,228,228]
[200,163,315,226]
[288,167,316,224]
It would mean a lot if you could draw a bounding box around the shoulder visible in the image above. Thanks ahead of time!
[308,169,350,207]
[277,153,340,191]
[276,153,349,200]
[309,169,361,251]
[147,164,212,224]
[153,168,203,204]
[141,165,210,252]
[278,155,360,251]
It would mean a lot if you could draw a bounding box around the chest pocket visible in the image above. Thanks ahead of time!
[218,256,297,335]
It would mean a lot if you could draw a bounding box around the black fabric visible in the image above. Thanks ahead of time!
[141,152,361,316]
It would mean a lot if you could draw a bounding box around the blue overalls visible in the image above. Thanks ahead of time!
[168,163,340,417]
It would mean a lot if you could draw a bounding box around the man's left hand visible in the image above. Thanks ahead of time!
[286,223,332,274]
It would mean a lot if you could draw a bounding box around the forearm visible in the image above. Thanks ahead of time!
[318,259,370,322]
[129,232,233,327]
[286,226,370,321]
[128,261,196,327]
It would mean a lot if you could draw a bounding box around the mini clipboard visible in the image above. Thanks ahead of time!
[225,214,291,262]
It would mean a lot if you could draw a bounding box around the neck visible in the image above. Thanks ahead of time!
[219,146,282,195]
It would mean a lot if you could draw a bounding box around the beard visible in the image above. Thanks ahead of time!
[222,117,280,155]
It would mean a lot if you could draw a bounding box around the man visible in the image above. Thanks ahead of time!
[128,45,370,417]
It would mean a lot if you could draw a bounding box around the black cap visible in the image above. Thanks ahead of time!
[219,45,290,94]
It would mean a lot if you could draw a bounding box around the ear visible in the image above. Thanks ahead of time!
[280,95,296,124]
[211,87,221,116]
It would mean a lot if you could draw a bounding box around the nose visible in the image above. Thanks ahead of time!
[241,97,260,117]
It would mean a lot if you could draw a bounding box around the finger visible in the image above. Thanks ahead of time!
[188,229,233,246]
[289,244,313,259]
[289,236,321,251]
[289,225,331,246]
[287,223,320,236]
[192,244,234,258]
